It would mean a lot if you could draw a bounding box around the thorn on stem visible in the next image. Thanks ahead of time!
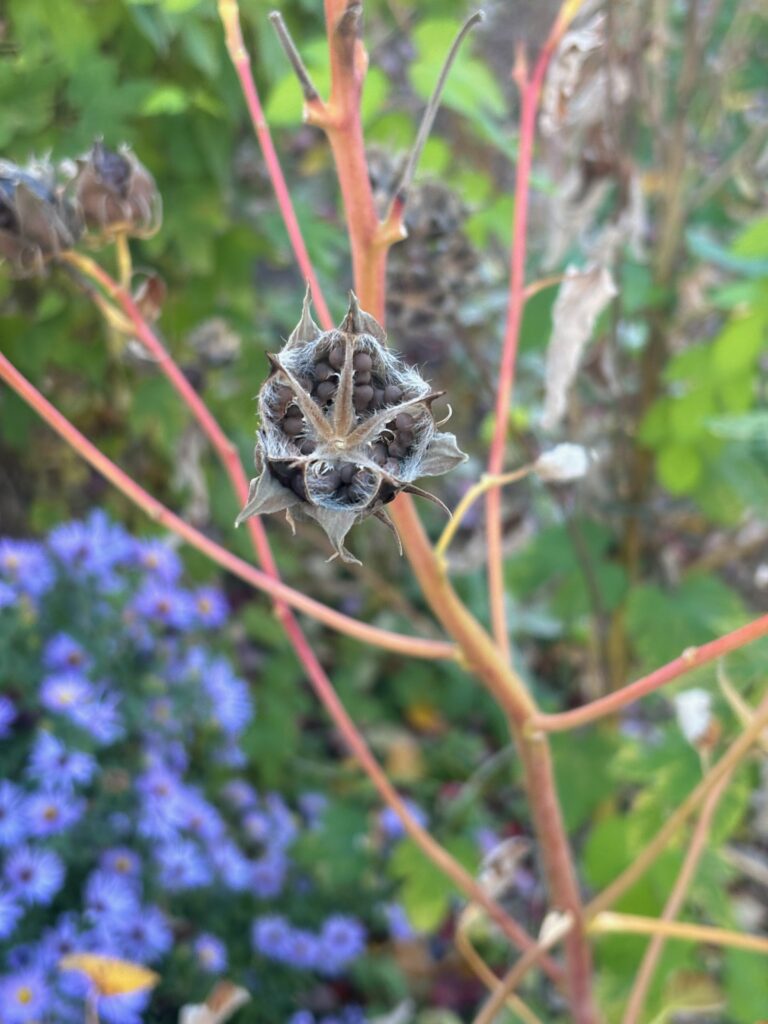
[269,11,321,102]
[384,12,485,227]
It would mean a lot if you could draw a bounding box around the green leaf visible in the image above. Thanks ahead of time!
[711,313,766,376]
[656,443,703,494]
[141,84,189,115]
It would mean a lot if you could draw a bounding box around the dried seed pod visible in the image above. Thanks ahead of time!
[237,291,467,563]
[0,158,81,276]
[71,140,161,240]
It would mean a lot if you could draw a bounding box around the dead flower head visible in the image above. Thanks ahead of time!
[72,139,161,240]
[0,157,81,276]
[236,291,467,563]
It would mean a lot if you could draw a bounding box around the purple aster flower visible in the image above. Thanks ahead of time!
[131,580,196,631]
[155,839,212,891]
[39,913,83,967]
[0,580,17,609]
[70,689,124,744]
[0,969,50,1022]
[135,767,187,840]
[251,850,287,899]
[288,1013,315,1024]
[181,791,225,843]
[281,927,320,971]
[0,539,54,599]
[210,839,251,892]
[194,933,228,973]
[40,672,95,715]
[265,793,298,849]
[0,695,17,738]
[43,632,92,672]
[136,539,182,582]
[4,846,65,905]
[100,848,142,881]
[252,914,291,959]
[192,586,229,628]
[0,782,30,847]
[316,915,367,975]
[382,903,415,942]
[114,904,173,963]
[378,800,428,842]
[48,511,135,584]
[222,779,258,811]
[27,791,85,837]
[243,809,270,844]
[0,887,22,940]
[85,869,139,922]
[97,990,151,1024]
[299,792,328,829]
[27,732,97,792]
[204,659,253,735]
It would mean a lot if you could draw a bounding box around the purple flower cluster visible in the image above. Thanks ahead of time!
[0,510,375,1023]
[252,912,367,976]
[288,1007,367,1024]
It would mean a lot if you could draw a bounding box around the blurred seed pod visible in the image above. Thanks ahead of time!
[368,148,481,370]
[236,291,467,563]
[71,139,161,241]
[0,157,82,276]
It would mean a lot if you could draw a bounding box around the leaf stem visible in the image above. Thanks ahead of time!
[534,613,768,732]
[590,912,768,955]
[436,466,531,561]
[621,769,734,1024]
[218,0,333,329]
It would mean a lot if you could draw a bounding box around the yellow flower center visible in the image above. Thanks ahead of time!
[16,986,33,1004]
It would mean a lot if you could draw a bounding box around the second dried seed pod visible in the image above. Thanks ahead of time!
[237,292,467,563]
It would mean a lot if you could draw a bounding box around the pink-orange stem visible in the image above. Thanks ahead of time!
[486,30,566,661]
[219,0,333,331]
[535,613,768,732]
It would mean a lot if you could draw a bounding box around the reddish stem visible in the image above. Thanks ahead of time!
[0,351,554,979]
[535,612,768,732]
[486,34,564,661]
[219,0,333,331]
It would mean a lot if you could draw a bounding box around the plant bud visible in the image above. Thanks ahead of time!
[236,291,467,563]
[0,158,81,276]
[72,140,161,240]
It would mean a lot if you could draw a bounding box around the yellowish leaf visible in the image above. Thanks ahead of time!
[59,954,160,996]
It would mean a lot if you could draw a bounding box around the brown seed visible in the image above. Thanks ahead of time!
[371,443,388,465]
[298,438,316,454]
[353,351,373,373]
[384,384,402,404]
[285,403,301,418]
[388,441,408,459]
[340,462,357,484]
[354,370,372,385]
[396,429,414,446]
[395,412,414,431]
[372,388,385,408]
[314,361,333,382]
[353,384,374,410]
[282,417,304,436]
[316,381,337,402]
[328,345,345,370]
[317,469,341,492]
[274,384,293,404]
